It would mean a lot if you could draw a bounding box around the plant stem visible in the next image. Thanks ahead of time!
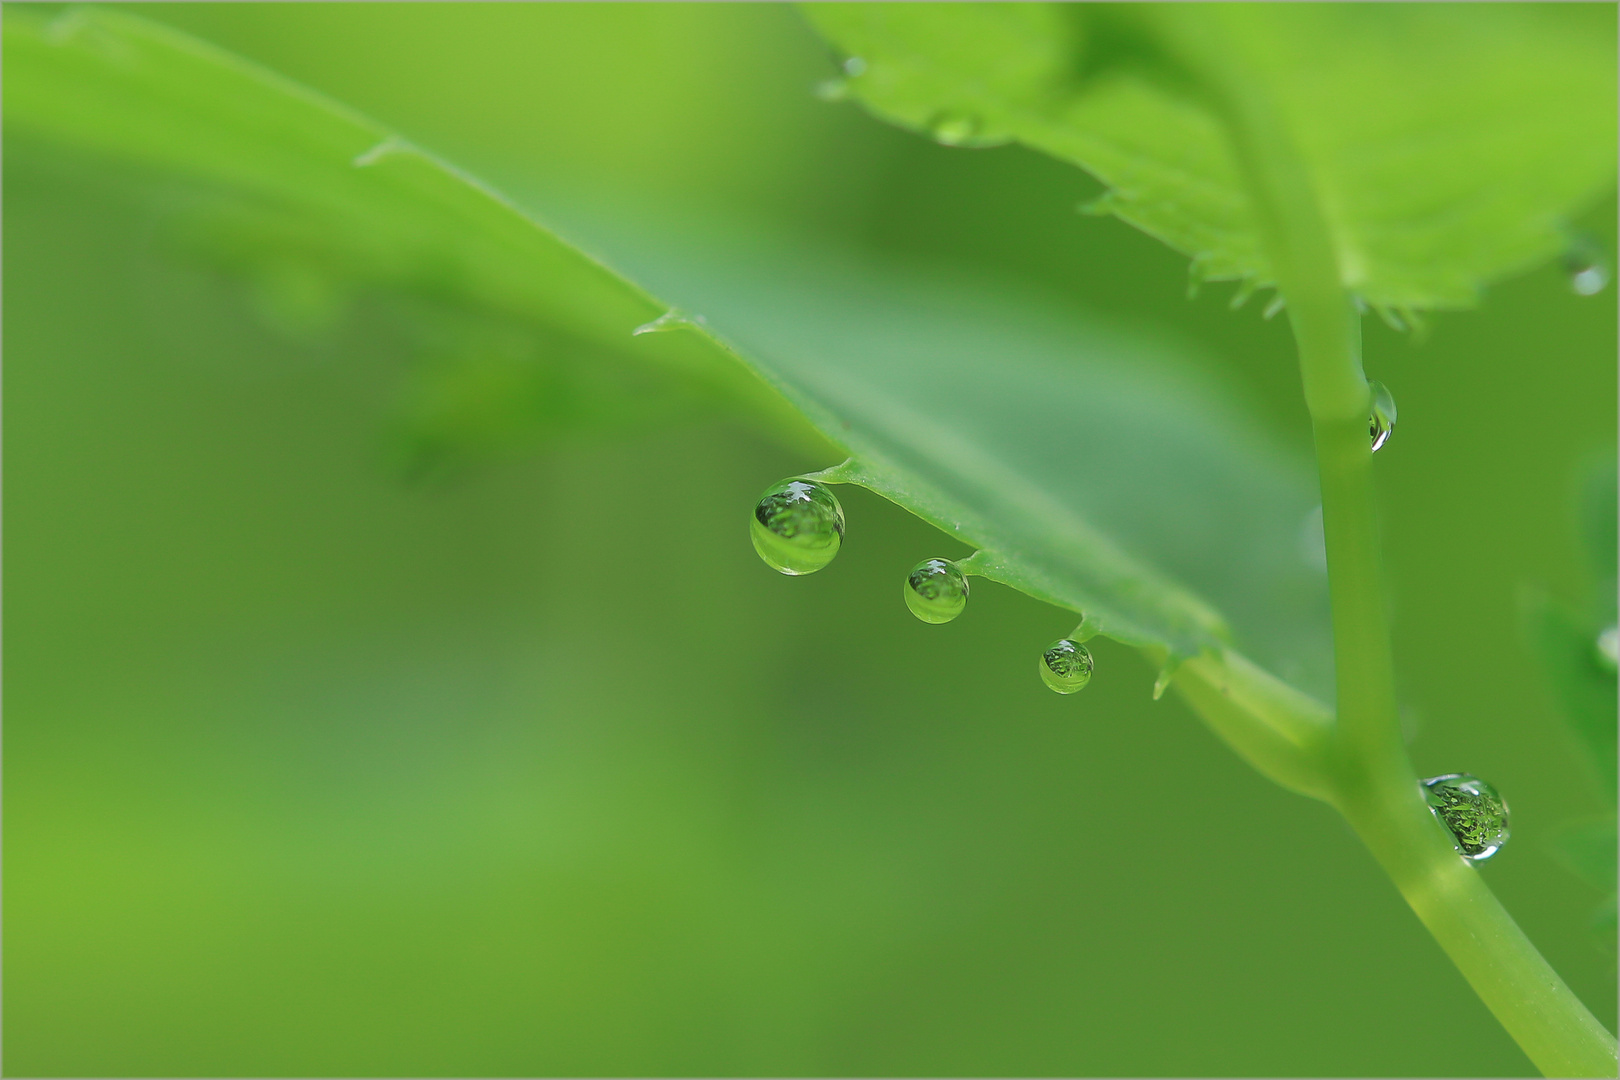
[1147,8,1619,1073]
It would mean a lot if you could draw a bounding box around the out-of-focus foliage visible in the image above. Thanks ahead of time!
[1525,455,1618,954]
[806,3,1618,312]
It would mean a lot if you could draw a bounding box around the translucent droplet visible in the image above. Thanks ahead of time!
[842,56,867,77]
[633,309,706,336]
[928,112,1011,149]
[751,478,845,576]
[1040,639,1094,694]
[904,559,968,624]
[1563,236,1610,296]
[1369,380,1397,453]
[1596,625,1618,674]
[1422,773,1510,862]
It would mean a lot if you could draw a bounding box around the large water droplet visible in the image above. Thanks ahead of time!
[1564,236,1610,296]
[904,559,968,624]
[1422,774,1509,862]
[1040,639,1094,694]
[1369,380,1397,453]
[751,478,845,575]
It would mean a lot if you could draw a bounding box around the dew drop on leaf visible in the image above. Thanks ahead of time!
[1040,639,1094,694]
[1422,774,1510,862]
[903,558,968,624]
[928,112,1011,149]
[1369,380,1397,453]
[1563,235,1610,296]
[842,56,867,77]
[751,478,845,576]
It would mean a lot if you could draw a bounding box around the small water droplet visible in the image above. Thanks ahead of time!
[1597,625,1618,674]
[1040,639,1094,694]
[1564,236,1610,296]
[633,309,706,336]
[1422,774,1509,862]
[903,559,968,624]
[928,112,1011,149]
[751,478,845,576]
[842,56,867,77]
[1369,380,1397,453]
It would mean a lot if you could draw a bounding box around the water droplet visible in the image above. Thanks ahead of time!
[633,309,707,336]
[1564,236,1610,296]
[842,56,867,77]
[1597,625,1618,674]
[928,112,1012,149]
[1369,380,1397,453]
[751,478,845,576]
[903,559,968,624]
[1040,639,1094,694]
[1422,773,1509,862]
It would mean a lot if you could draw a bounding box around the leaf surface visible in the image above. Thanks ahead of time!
[804,3,1618,312]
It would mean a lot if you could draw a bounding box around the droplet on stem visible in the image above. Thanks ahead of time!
[751,478,845,575]
[1039,639,1094,694]
[1422,774,1509,862]
[1369,380,1397,453]
[904,559,968,623]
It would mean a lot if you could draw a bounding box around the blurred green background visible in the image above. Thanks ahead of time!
[5,4,1615,1075]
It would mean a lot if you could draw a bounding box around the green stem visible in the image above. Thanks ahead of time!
[1142,8,1618,1073]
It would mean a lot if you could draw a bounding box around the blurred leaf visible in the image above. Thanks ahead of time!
[1580,454,1617,624]
[5,5,1329,688]
[804,3,1617,312]
[3,4,805,458]
[1522,590,1618,804]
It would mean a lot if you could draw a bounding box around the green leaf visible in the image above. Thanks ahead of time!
[6,6,1335,795]
[803,3,1618,313]
[551,208,1331,692]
